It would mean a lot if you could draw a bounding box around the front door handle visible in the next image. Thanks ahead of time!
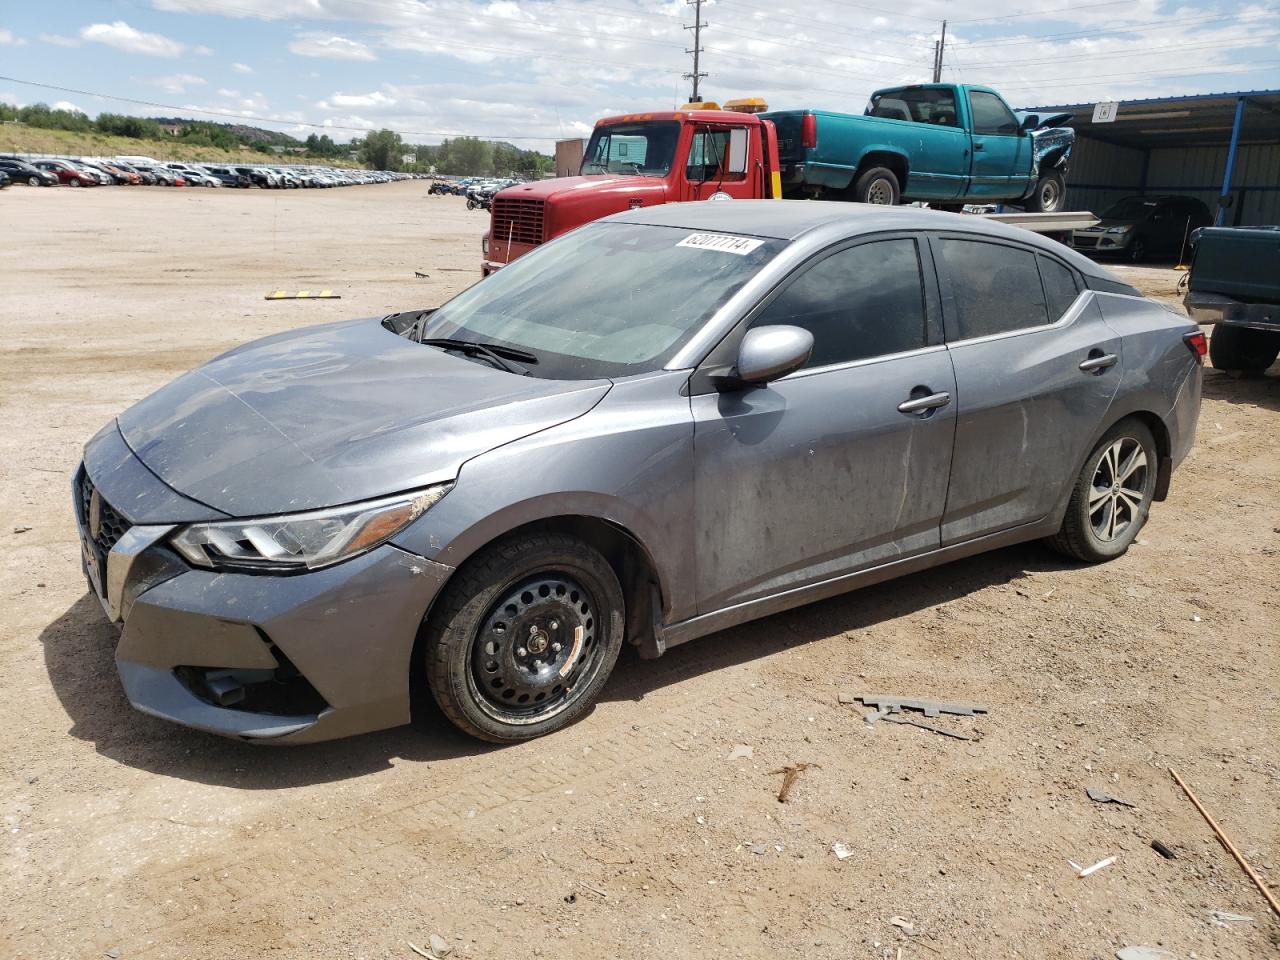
[897,391,951,415]
[973,141,985,151]
[1078,352,1119,373]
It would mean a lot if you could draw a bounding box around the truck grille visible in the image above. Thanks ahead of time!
[78,471,132,554]
[492,197,546,246]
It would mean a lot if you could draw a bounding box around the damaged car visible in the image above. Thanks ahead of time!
[74,201,1202,745]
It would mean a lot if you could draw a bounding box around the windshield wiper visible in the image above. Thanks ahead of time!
[419,337,537,376]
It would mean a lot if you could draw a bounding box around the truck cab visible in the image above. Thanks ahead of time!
[482,102,781,274]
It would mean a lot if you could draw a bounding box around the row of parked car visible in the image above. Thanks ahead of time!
[0,154,415,190]
[428,176,523,197]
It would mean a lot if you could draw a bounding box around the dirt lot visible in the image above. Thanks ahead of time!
[1,183,1276,960]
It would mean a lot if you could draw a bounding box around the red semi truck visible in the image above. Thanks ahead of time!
[482,99,781,275]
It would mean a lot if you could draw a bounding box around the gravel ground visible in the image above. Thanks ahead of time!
[1,183,1276,960]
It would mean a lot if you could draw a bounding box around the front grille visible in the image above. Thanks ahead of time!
[1073,236,1099,248]
[78,472,132,554]
[492,196,546,247]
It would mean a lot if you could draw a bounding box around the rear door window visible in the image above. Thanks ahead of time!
[935,238,1049,339]
[750,239,928,368]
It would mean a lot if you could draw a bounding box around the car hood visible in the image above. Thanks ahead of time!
[116,318,611,516]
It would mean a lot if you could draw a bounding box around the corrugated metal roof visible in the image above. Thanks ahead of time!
[1017,90,1280,149]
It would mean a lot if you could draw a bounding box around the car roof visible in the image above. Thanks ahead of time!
[606,199,1112,278]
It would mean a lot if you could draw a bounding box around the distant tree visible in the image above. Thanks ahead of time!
[96,113,166,139]
[305,132,345,158]
[358,129,405,170]
[438,136,492,176]
[491,142,521,176]
[517,151,552,177]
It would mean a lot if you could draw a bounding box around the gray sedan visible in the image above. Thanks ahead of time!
[73,201,1203,744]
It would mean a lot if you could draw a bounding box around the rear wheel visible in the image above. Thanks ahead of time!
[1025,170,1064,213]
[424,533,625,742]
[1208,324,1280,375]
[853,166,900,205]
[1047,419,1157,563]
[28,175,40,187]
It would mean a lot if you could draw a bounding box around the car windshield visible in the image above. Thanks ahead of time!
[580,122,680,176]
[1102,198,1159,220]
[421,221,786,379]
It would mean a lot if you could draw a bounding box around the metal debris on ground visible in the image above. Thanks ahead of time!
[831,842,855,861]
[414,271,429,277]
[428,933,453,958]
[770,761,819,802]
[1087,787,1137,807]
[1211,909,1254,925]
[889,916,918,936]
[1150,839,1177,860]
[848,694,990,718]
[104,950,121,959]
[728,744,754,761]
[13,525,32,534]
[264,289,341,300]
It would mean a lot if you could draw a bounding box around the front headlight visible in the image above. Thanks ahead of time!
[481,233,491,257]
[1106,224,1134,235]
[170,484,450,573]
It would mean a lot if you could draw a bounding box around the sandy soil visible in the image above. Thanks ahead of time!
[1,183,1276,960]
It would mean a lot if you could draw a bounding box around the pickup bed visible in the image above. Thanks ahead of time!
[1184,225,1280,374]
[765,83,1073,212]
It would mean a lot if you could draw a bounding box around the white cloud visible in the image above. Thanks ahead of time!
[80,21,189,58]
[216,87,240,98]
[0,28,28,46]
[152,73,207,93]
[39,33,81,48]
[288,32,376,61]
[52,100,84,113]
[319,91,396,109]
[193,44,214,56]
[232,62,254,73]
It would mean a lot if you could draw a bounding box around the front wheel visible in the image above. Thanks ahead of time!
[1208,324,1280,375]
[1046,419,1157,563]
[853,166,900,205]
[68,178,81,187]
[28,175,41,187]
[1025,170,1065,213]
[424,533,625,742]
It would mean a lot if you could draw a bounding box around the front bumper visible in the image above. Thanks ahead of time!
[1183,290,1280,330]
[72,452,454,743]
[1071,230,1132,252]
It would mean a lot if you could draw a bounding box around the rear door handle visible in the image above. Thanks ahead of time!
[1079,353,1119,372]
[897,391,951,415]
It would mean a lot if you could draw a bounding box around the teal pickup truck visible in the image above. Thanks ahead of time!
[765,83,1074,212]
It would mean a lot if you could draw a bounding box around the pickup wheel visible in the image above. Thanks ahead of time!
[1025,170,1064,212]
[853,166,900,205]
[1208,325,1280,376]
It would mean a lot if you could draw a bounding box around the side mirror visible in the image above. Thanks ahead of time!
[734,325,814,385]
[1021,114,1039,131]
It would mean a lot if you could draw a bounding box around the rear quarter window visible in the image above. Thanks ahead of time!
[1038,256,1081,321]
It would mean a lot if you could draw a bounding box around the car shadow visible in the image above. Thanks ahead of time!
[40,593,492,788]
[600,540,1080,704]
[41,541,1081,786]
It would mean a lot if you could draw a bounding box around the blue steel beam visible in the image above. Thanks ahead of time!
[1216,95,1247,226]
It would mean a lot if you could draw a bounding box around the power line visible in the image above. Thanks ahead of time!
[963,10,1277,46]
[953,0,1137,24]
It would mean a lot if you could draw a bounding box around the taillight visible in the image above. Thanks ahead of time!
[1184,330,1207,362]
[801,112,817,149]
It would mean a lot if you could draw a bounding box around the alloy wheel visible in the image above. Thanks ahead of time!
[1089,437,1148,542]
[468,573,603,725]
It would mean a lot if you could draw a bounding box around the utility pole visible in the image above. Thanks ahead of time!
[932,19,947,83]
[683,0,708,102]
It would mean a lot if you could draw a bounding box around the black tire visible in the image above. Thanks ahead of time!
[1024,170,1065,212]
[28,175,40,187]
[424,533,625,743]
[1208,324,1280,375]
[69,178,81,187]
[853,166,900,205]
[1127,237,1148,263]
[1047,418,1157,563]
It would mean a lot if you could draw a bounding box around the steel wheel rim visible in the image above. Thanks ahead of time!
[467,573,602,725]
[1040,178,1060,211]
[1089,437,1148,542]
[866,178,894,204]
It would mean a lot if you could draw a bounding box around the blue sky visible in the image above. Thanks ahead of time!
[2,1,1278,151]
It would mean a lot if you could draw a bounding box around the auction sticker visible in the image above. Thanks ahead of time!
[677,233,765,255]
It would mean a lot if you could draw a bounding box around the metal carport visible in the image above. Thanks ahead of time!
[1020,90,1280,225]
